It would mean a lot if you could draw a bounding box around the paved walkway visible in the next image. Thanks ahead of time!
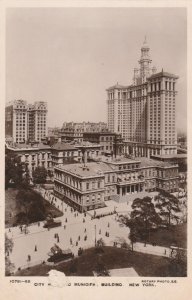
[6,188,171,272]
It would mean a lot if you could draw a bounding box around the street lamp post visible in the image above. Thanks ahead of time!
[95,224,97,247]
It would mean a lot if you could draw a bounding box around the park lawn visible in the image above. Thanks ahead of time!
[5,188,63,228]
[15,246,186,277]
[135,224,187,249]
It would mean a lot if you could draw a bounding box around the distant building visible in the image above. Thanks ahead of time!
[107,38,178,157]
[5,100,47,144]
[83,132,123,155]
[28,102,47,143]
[51,143,79,168]
[5,100,28,144]
[5,140,102,179]
[72,140,102,163]
[60,121,108,142]
[6,143,52,177]
[48,127,61,137]
[54,157,179,211]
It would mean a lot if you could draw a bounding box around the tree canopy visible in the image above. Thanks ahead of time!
[129,197,162,244]
[5,151,24,188]
[16,189,46,224]
[32,166,47,184]
[154,192,181,226]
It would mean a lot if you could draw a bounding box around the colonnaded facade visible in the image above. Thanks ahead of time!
[54,157,179,212]
[107,38,178,157]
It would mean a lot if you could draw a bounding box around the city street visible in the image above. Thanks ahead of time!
[6,188,171,272]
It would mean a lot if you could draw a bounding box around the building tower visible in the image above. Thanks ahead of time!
[138,36,152,84]
[5,100,47,144]
[5,100,28,143]
[106,38,178,157]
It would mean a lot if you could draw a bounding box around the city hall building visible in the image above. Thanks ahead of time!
[107,38,178,157]
[54,157,179,212]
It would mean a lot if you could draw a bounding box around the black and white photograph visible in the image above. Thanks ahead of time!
[4,6,187,280]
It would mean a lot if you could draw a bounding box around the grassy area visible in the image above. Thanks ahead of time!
[15,246,187,277]
[5,188,63,228]
[135,224,187,249]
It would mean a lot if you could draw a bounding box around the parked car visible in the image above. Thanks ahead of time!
[47,244,73,263]
[43,216,61,228]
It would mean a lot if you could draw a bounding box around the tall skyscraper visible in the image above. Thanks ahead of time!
[5,100,47,144]
[107,38,178,157]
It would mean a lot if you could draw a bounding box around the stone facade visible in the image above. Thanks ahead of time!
[5,100,47,144]
[107,38,178,157]
[54,157,179,211]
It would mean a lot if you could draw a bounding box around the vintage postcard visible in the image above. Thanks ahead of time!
[0,1,191,299]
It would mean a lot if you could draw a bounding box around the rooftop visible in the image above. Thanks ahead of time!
[109,267,139,277]
[83,131,117,136]
[106,83,128,91]
[138,157,176,168]
[6,143,51,151]
[51,142,76,151]
[101,156,140,165]
[148,71,179,80]
[151,154,187,160]
[56,162,114,177]
[71,141,101,148]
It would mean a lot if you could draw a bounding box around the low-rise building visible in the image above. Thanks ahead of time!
[51,143,79,168]
[54,157,179,211]
[60,121,108,143]
[5,141,102,180]
[83,132,123,155]
[54,163,106,212]
[6,143,52,177]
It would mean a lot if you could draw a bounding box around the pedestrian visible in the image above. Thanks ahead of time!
[78,235,80,241]
[28,255,31,262]
[66,218,67,223]
[84,228,86,233]
[34,245,37,252]
[76,241,78,246]
[99,229,101,234]
[164,249,167,255]
[57,237,60,243]
[108,222,110,228]
[83,218,85,223]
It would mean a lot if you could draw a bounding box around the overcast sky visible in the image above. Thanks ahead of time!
[6,7,187,133]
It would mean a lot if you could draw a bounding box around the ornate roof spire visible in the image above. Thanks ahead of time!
[142,35,149,49]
